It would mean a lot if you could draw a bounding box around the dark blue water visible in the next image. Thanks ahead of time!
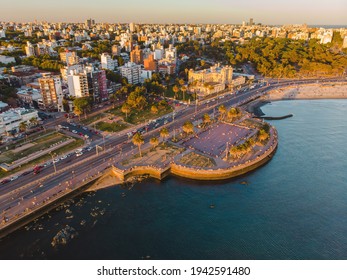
[1,99,347,260]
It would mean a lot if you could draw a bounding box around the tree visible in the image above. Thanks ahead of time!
[227,107,241,121]
[73,97,92,119]
[151,105,158,115]
[160,127,169,141]
[202,113,211,127]
[73,106,83,121]
[200,60,206,67]
[62,99,70,113]
[149,137,159,148]
[19,121,27,132]
[172,85,179,99]
[121,103,131,120]
[29,117,39,127]
[218,105,227,120]
[182,121,194,135]
[181,86,188,101]
[132,132,144,157]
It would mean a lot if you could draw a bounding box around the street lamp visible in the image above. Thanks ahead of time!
[50,152,57,173]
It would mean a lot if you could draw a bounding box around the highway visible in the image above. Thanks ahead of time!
[1,76,346,228]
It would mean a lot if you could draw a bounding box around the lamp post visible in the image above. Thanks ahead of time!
[50,152,57,173]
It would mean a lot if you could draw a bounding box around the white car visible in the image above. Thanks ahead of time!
[76,152,83,157]
[72,130,78,134]
[11,176,18,181]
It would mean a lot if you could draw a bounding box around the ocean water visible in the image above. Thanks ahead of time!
[0,99,347,260]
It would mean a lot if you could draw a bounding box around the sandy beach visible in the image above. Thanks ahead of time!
[245,82,347,116]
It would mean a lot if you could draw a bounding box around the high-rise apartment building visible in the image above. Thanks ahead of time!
[67,66,108,102]
[144,54,158,71]
[129,22,136,33]
[67,73,89,98]
[130,45,144,64]
[249,18,254,26]
[38,74,64,111]
[119,62,141,85]
[85,18,95,28]
[60,50,79,66]
[112,45,121,56]
[25,41,36,57]
[100,53,116,70]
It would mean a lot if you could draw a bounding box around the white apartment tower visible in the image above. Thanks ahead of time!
[100,53,116,70]
[67,73,89,98]
[25,41,36,57]
[119,62,141,84]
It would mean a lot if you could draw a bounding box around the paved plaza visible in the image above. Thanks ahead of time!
[183,123,254,157]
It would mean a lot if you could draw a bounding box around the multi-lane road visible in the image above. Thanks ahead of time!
[1,76,346,230]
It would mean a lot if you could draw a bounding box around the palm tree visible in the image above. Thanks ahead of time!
[172,85,179,99]
[151,105,158,115]
[19,121,27,132]
[178,79,185,86]
[202,113,211,127]
[132,132,144,157]
[160,128,169,141]
[29,117,39,127]
[218,105,227,120]
[181,86,188,101]
[149,137,159,148]
[182,121,194,135]
[121,103,131,120]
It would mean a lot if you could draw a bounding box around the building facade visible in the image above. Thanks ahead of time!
[38,74,64,111]
[100,53,116,70]
[119,62,141,84]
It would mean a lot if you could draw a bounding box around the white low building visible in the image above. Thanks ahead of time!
[0,108,39,136]
[0,55,16,65]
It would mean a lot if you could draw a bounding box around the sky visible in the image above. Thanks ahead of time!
[0,0,346,25]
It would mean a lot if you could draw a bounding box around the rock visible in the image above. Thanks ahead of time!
[51,225,78,247]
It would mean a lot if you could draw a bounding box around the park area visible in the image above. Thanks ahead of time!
[0,130,83,177]
[182,123,255,157]
[107,104,172,125]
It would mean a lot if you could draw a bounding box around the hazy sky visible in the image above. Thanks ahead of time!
[0,0,346,25]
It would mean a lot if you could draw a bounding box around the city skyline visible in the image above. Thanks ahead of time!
[1,0,346,25]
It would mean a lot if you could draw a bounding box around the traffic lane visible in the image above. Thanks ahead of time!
[60,122,96,139]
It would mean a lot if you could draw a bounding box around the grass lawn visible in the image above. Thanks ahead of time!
[0,132,69,163]
[95,121,129,132]
[108,105,173,125]
[179,152,216,168]
[0,129,55,154]
[0,138,84,179]
[79,113,108,125]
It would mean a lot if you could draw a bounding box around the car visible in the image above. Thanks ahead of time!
[10,176,18,181]
[53,158,60,163]
[82,126,88,131]
[60,155,67,160]
[72,130,78,134]
[76,152,83,157]
[164,120,168,125]
[1,179,10,184]
[84,134,90,139]
[86,146,93,152]
[20,170,32,176]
